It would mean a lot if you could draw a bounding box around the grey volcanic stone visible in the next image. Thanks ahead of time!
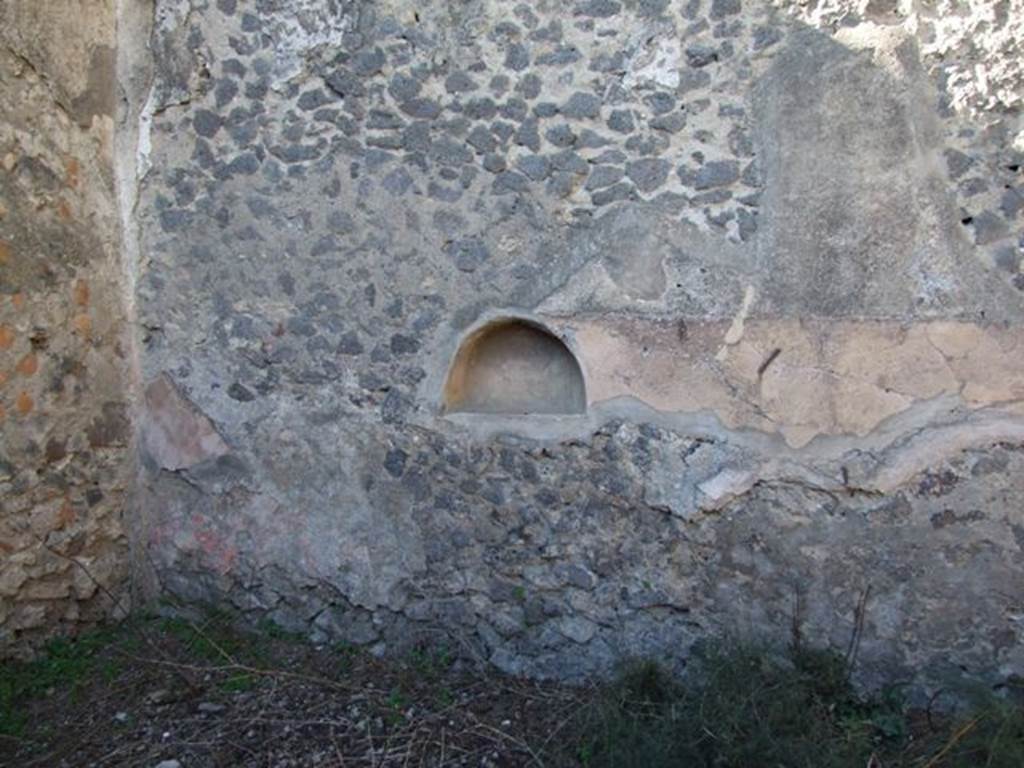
[325,68,365,98]
[505,43,530,71]
[693,160,739,189]
[591,181,635,206]
[562,92,602,120]
[336,332,364,354]
[389,73,422,102]
[483,153,507,173]
[516,73,542,100]
[575,0,621,17]
[944,149,974,179]
[390,334,420,354]
[518,155,551,181]
[607,109,635,134]
[551,150,588,175]
[465,97,498,120]
[353,47,386,76]
[492,170,529,194]
[585,165,625,190]
[578,129,611,148]
[545,124,577,148]
[367,110,404,130]
[686,45,718,68]
[430,137,473,166]
[400,98,442,119]
[650,113,687,133]
[445,71,478,93]
[644,92,676,115]
[968,210,1009,245]
[532,102,558,118]
[753,25,783,50]
[536,47,582,66]
[382,167,414,195]
[384,448,407,478]
[446,237,490,272]
[467,124,497,153]
[227,382,256,402]
[547,171,577,197]
[515,118,542,151]
[626,158,671,193]
[297,89,333,111]
[711,0,741,18]
[214,79,238,108]
[192,109,222,138]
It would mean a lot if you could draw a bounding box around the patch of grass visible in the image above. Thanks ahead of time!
[0,623,128,738]
[332,640,362,674]
[570,642,1024,768]
[931,691,1024,768]
[218,672,258,693]
[434,685,455,708]
[156,608,293,668]
[384,686,409,726]
[407,643,454,681]
[158,616,226,661]
[255,617,304,642]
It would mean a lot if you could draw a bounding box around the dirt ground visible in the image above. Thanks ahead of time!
[4,613,1022,768]
[0,614,586,768]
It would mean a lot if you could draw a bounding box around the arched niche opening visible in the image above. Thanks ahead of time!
[443,319,586,415]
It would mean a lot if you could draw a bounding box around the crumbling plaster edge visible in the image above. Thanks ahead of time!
[432,394,1024,500]
[114,0,157,605]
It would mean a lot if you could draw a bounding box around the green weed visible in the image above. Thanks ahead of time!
[570,642,1024,768]
[0,624,126,737]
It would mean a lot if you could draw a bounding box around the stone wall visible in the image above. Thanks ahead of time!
[125,0,1024,695]
[0,1,133,656]
[3,0,1023,694]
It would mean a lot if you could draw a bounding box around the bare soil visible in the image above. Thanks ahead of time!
[0,614,585,768]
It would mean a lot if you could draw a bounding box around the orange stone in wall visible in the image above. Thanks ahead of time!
[64,157,80,190]
[72,313,91,337]
[73,279,90,307]
[15,353,37,376]
[15,391,33,415]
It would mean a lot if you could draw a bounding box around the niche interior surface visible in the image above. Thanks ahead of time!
[443,320,586,415]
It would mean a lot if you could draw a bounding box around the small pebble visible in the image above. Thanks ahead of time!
[147,689,172,705]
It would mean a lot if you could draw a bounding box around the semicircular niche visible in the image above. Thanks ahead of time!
[443,319,586,415]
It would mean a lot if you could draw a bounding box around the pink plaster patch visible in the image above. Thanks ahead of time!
[142,375,230,470]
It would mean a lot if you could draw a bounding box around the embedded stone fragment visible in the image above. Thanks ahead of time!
[142,376,230,471]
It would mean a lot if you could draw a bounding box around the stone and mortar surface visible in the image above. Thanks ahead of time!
[3,0,1024,696]
[0,1,134,656]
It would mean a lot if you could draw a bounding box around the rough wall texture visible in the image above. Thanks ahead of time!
[777,0,1024,289]
[123,0,1024,695]
[0,1,133,656]
[1,0,1018,692]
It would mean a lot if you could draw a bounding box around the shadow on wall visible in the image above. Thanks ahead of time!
[442,319,586,415]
